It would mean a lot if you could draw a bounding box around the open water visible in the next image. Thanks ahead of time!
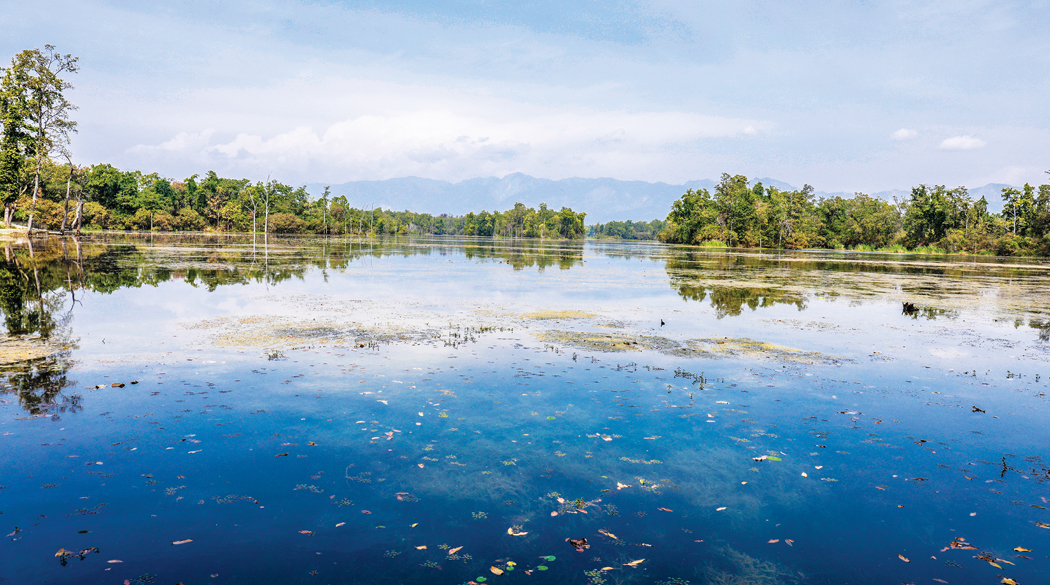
[1,234,1048,585]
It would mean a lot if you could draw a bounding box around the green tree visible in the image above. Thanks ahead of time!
[0,62,31,226]
[3,46,79,233]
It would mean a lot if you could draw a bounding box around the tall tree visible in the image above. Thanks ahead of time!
[4,46,79,234]
[0,58,31,226]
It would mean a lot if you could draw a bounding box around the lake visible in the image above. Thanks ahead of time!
[1,234,1048,585]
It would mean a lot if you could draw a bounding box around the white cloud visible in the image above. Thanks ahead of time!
[891,128,917,140]
[939,135,986,150]
[125,80,768,182]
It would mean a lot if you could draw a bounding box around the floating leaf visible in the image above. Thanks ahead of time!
[299,530,313,535]
[490,566,504,575]
[544,555,556,561]
[448,546,463,555]
[1036,522,1050,529]
[172,539,193,545]
[898,554,910,563]
[416,546,427,550]
[624,559,645,567]
[537,566,548,571]
[1014,547,1031,552]
[616,482,631,490]
[477,577,487,582]
[716,507,727,511]
[768,539,779,544]
[1001,579,1018,585]
[107,560,122,563]
[336,522,345,527]
[598,529,618,540]
[507,527,529,536]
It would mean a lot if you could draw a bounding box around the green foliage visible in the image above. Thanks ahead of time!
[660,173,1050,255]
[590,218,666,240]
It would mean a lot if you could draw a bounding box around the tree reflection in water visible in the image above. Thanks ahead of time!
[0,239,80,417]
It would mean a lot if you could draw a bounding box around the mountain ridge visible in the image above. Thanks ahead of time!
[307,174,1013,223]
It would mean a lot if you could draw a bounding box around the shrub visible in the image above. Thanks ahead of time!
[174,208,205,231]
[268,212,307,234]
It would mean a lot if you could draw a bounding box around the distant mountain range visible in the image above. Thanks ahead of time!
[307,173,1012,224]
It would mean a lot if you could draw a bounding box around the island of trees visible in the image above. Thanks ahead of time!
[650,173,1050,256]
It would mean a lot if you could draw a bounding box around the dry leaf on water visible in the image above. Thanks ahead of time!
[898,554,909,562]
[490,566,504,575]
[172,539,192,545]
[448,546,463,555]
[624,559,645,567]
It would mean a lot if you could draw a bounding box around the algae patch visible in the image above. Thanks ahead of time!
[667,337,842,365]
[0,335,62,365]
[535,330,677,352]
[535,329,841,364]
[523,310,596,321]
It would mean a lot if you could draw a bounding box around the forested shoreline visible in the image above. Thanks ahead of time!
[644,173,1050,256]
[7,158,588,238]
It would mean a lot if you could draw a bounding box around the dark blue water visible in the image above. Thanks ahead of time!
[1,235,1048,585]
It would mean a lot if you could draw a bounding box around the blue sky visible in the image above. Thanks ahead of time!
[3,0,1048,192]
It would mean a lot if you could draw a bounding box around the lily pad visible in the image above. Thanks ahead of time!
[537,566,548,571]
[544,555,556,561]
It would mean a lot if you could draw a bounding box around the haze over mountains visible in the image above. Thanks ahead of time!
[310,174,1012,224]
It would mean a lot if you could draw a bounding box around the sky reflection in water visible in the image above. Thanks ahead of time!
[1,235,1048,585]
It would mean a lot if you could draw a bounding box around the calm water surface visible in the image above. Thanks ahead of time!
[1,235,1048,585]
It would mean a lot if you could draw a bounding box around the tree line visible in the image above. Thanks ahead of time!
[14,159,586,238]
[658,173,1050,256]
[1,46,587,239]
[588,219,666,240]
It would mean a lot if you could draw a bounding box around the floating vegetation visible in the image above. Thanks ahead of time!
[536,330,678,352]
[523,310,597,320]
[55,546,99,566]
[0,335,62,365]
[472,511,488,520]
[620,456,663,465]
[667,337,842,364]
